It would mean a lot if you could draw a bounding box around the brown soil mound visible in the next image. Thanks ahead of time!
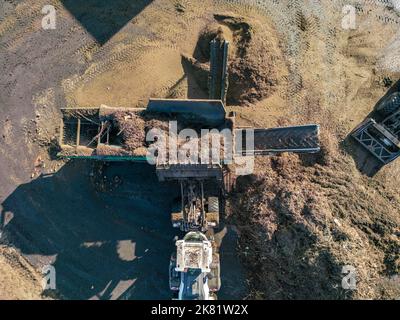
[0,246,45,300]
[230,143,400,299]
[185,13,285,106]
[216,14,283,105]
[193,23,235,62]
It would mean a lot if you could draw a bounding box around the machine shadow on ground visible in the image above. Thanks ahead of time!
[341,79,400,177]
[0,160,247,299]
[61,0,153,45]
[176,29,216,100]
[1,161,178,299]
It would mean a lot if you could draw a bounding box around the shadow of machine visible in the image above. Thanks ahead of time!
[1,161,179,299]
[346,80,400,176]
[0,159,250,300]
[180,27,229,102]
[61,0,152,45]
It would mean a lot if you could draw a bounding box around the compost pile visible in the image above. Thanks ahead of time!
[214,14,281,105]
[111,111,146,151]
[184,13,284,105]
[98,111,169,156]
[230,139,400,299]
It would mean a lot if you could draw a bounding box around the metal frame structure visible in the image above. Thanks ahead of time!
[352,112,400,164]
[209,38,229,103]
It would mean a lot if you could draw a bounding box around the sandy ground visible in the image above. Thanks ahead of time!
[0,246,43,300]
[0,0,400,299]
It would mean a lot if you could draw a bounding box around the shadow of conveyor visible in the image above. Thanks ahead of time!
[61,0,152,45]
[0,160,179,300]
[342,79,400,177]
